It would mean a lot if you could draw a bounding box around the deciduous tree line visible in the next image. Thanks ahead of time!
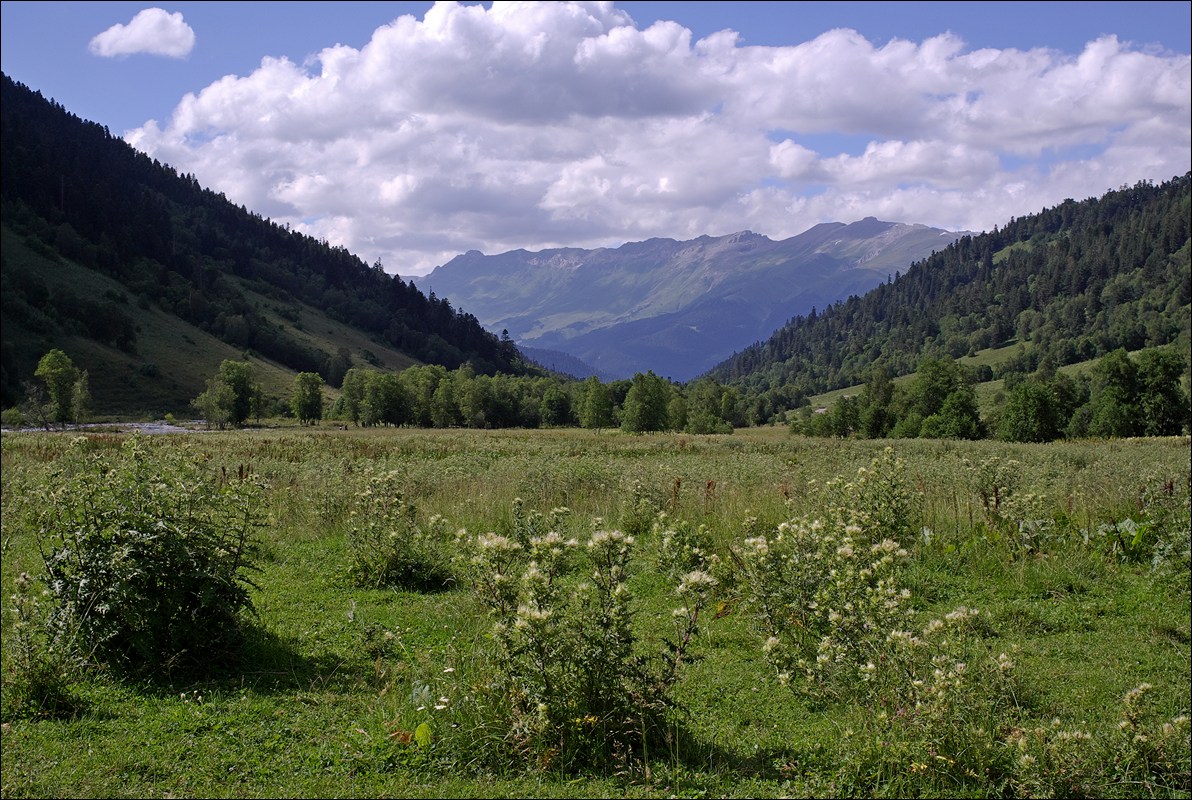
[792,347,1189,442]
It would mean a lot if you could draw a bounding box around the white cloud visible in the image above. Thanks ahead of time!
[125,1,1191,276]
[89,8,195,59]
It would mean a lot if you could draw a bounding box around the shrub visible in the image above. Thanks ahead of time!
[345,468,456,590]
[735,515,912,703]
[30,435,266,677]
[1008,683,1191,798]
[464,505,716,772]
[1,571,83,720]
[1140,476,1191,578]
[653,511,717,582]
[811,446,919,548]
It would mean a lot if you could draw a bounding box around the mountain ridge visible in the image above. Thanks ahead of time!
[424,217,969,380]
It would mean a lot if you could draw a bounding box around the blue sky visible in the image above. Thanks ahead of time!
[2,1,1189,276]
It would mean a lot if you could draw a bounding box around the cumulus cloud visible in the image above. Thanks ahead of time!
[125,1,1191,276]
[90,8,195,59]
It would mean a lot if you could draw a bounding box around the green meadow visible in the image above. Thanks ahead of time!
[2,426,1189,798]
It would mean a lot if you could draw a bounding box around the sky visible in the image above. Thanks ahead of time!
[2,2,1190,278]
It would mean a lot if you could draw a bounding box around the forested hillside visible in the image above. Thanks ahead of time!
[0,74,529,412]
[710,175,1191,402]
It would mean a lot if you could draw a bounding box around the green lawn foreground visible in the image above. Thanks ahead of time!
[2,426,1189,798]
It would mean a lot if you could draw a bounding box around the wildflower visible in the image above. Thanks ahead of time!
[676,570,717,595]
[476,533,520,552]
[743,536,769,556]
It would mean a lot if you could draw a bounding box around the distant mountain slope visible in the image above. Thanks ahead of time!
[0,74,531,413]
[516,345,611,381]
[708,174,1191,401]
[424,220,965,380]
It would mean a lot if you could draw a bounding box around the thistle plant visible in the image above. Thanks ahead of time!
[1108,682,1191,795]
[812,446,919,548]
[346,468,455,590]
[619,480,659,538]
[1007,683,1191,798]
[2,571,83,720]
[964,455,1055,554]
[736,515,911,703]
[736,466,1027,793]
[653,511,717,582]
[464,502,716,773]
[1138,476,1191,576]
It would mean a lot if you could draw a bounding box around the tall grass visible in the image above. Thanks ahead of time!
[2,427,1188,798]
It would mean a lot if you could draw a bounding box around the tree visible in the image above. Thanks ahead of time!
[1136,346,1189,436]
[218,360,256,427]
[194,360,260,428]
[18,379,53,431]
[336,367,368,425]
[578,377,615,431]
[539,384,571,427]
[827,395,861,438]
[859,367,895,438]
[400,365,447,427]
[920,384,984,440]
[621,372,672,433]
[898,357,985,440]
[193,377,234,430]
[33,349,81,427]
[361,371,409,426]
[70,370,91,424]
[1083,349,1140,438]
[998,380,1061,442]
[290,372,324,425]
[430,377,462,427]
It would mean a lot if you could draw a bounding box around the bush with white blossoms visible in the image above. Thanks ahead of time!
[464,502,717,773]
[346,468,455,590]
[1007,682,1191,798]
[736,514,911,704]
[29,435,266,677]
[811,446,920,548]
[653,511,717,582]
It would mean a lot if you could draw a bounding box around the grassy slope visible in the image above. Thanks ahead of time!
[2,224,418,417]
[804,340,1167,420]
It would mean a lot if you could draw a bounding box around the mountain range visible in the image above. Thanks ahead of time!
[2,69,1187,427]
[423,219,967,381]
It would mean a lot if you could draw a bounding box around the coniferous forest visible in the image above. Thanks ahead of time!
[710,175,1190,409]
[1,74,529,411]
